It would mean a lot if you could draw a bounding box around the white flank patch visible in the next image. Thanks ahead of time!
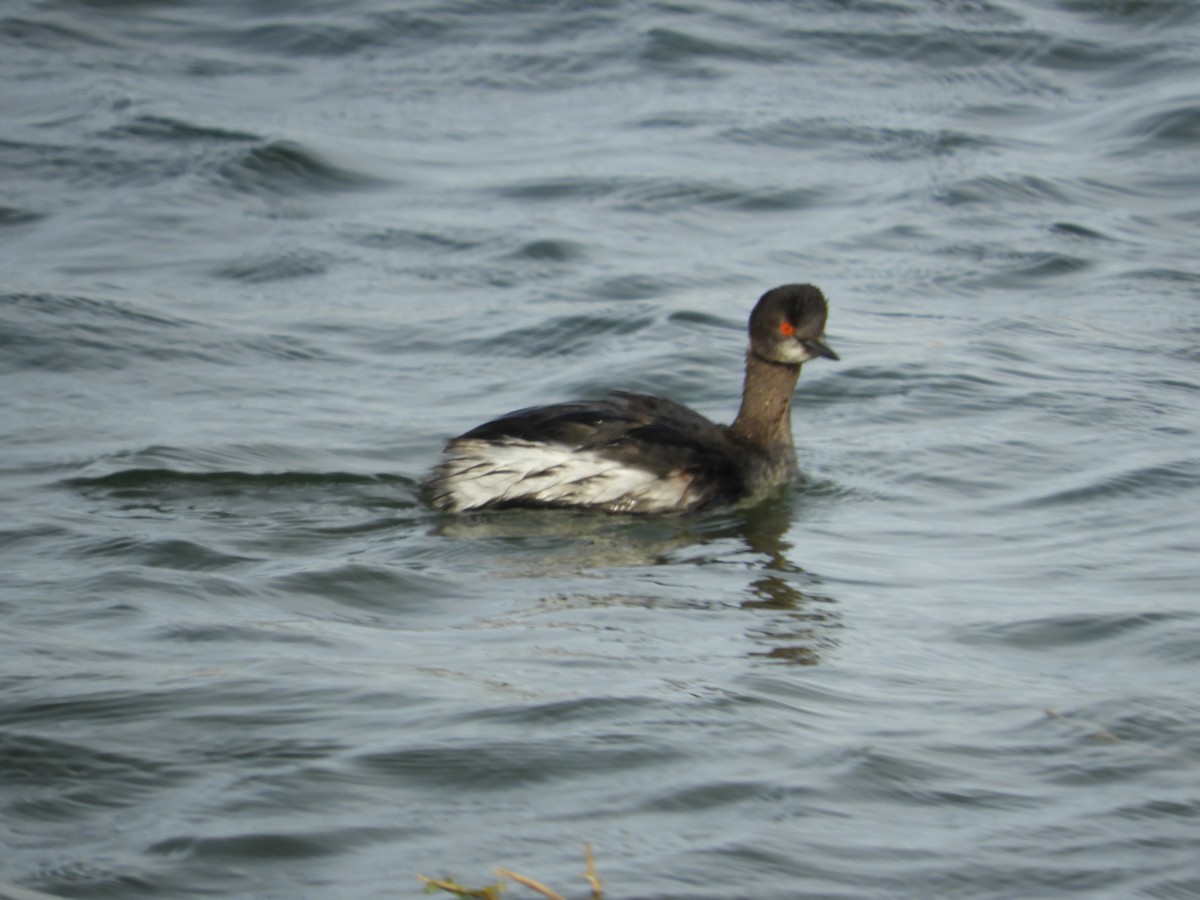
[432,438,694,513]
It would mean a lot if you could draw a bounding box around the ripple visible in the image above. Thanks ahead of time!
[0,292,333,372]
[583,273,681,301]
[509,238,588,262]
[1058,0,1200,28]
[185,11,448,59]
[626,179,831,214]
[489,172,832,216]
[491,176,620,202]
[149,828,391,862]
[1125,98,1200,147]
[67,466,411,496]
[0,205,43,226]
[1005,457,1199,509]
[1116,797,1200,822]
[0,292,190,373]
[725,117,999,161]
[155,623,332,646]
[1118,267,1200,285]
[0,733,173,820]
[968,251,1093,288]
[0,137,189,190]
[1029,34,1154,74]
[270,563,464,610]
[345,225,484,252]
[937,173,1075,207]
[491,312,653,358]
[217,141,385,196]
[959,611,1193,651]
[107,114,260,144]
[61,464,419,546]
[639,778,787,814]
[212,249,338,283]
[642,26,775,67]
[445,694,656,729]
[0,15,111,51]
[76,536,257,571]
[1,685,209,729]
[1048,221,1113,241]
[470,43,626,90]
[355,737,676,790]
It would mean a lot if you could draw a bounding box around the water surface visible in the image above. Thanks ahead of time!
[2,1,1199,898]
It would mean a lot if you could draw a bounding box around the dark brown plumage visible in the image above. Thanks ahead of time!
[426,284,837,513]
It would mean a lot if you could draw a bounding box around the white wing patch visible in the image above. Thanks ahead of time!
[428,438,697,513]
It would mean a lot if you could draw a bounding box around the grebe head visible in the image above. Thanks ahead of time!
[749,284,839,366]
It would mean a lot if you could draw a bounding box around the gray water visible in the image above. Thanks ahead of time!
[3,1,1199,898]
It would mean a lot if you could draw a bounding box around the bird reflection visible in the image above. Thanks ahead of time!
[716,488,841,665]
[432,485,841,665]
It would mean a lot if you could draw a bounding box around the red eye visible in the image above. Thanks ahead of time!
[779,321,795,337]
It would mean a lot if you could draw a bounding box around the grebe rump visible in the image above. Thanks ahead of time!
[425,284,838,514]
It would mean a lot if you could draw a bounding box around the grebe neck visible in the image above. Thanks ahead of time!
[728,351,801,460]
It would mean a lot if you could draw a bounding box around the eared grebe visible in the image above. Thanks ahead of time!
[425,283,838,514]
